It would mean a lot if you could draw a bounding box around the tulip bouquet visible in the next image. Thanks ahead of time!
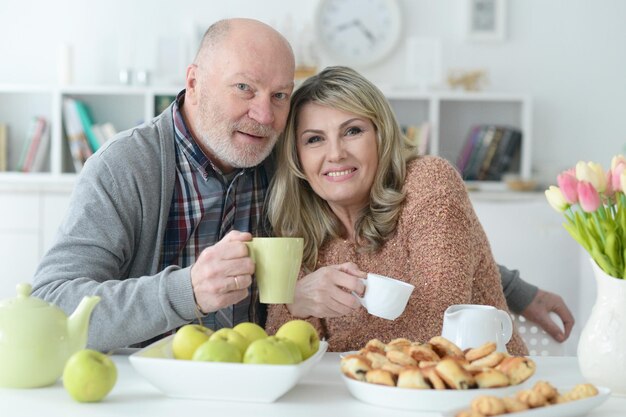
[545,155,626,279]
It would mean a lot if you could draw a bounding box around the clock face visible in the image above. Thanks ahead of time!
[315,0,402,67]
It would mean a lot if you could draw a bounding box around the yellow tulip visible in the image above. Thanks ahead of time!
[576,161,606,193]
[545,186,568,212]
[611,154,626,170]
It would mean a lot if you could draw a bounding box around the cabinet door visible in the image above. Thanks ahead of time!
[0,192,40,298]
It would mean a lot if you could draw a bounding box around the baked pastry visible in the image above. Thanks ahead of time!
[403,343,440,362]
[465,342,497,362]
[516,389,548,408]
[364,338,387,354]
[466,351,506,371]
[385,337,412,352]
[471,395,506,416]
[563,383,599,401]
[340,354,371,381]
[364,351,389,369]
[532,380,558,403]
[435,358,476,389]
[502,397,529,413]
[381,361,404,375]
[496,356,536,385]
[429,336,465,359]
[396,366,430,389]
[365,369,396,386]
[474,368,510,389]
[421,365,447,390]
[386,349,417,366]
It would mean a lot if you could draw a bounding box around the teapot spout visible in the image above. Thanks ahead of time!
[67,295,101,353]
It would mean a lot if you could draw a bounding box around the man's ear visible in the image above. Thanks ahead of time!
[185,64,199,105]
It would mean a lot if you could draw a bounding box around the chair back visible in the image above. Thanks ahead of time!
[511,313,564,356]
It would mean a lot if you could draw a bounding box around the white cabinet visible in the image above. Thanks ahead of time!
[0,185,72,298]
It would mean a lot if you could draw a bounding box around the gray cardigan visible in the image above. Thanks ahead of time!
[32,105,198,351]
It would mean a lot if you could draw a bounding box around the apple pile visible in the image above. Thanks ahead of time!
[171,319,320,365]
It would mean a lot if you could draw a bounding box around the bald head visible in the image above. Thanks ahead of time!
[194,18,294,67]
[182,18,295,172]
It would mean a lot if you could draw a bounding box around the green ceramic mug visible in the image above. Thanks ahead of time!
[246,237,304,304]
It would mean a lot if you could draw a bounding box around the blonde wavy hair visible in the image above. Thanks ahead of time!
[267,66,418,272]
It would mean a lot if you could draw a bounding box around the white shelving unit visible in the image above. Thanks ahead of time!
[385,89,533,190]
[0,84,180,184]
[0,85,532,294]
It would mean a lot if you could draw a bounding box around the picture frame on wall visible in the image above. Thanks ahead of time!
[467,0,507,42]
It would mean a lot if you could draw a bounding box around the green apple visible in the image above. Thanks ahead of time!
[243,337,294,364]
[275,336,303,363]
[209,328,250,355]
[233,322,268,344]
[192,339,242,363]
[275,319,320,360]
[172,324,214,360]
[62,349,117,403]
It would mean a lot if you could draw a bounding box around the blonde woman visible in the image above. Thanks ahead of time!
[264,66,527,355]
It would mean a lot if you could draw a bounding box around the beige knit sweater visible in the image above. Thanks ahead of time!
[266,156,528,356]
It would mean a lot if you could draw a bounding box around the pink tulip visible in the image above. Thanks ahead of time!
[610,161,626,192]
[577,181,601,212]
[557,169,579,204]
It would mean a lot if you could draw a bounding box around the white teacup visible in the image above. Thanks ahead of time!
[354,273,415,320]
[441,304,513,352]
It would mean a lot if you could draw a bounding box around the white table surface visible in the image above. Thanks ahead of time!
[2,353,625,417]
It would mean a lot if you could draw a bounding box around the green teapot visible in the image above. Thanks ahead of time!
[0,283,100,388]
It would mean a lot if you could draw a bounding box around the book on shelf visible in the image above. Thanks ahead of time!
[17,116,48,172]
[63,98,93,173]
[456,125,483,174]
[0,123,7,172]
[30,120,50,172]
[73,99,100,153]
[457,124,522,181]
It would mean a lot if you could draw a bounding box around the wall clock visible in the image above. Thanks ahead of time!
[315,0,403,67]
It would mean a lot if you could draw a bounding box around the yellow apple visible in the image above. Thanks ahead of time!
[275,319,320,360]
[172,324,214,360]
[209,328,250,355]
[233,322,268,344]
[192,339,242,363]
[275,336,303,363]
[63,349,117,403]
[243,337,294,364]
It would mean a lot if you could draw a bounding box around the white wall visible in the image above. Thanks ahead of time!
[2,0,624,181]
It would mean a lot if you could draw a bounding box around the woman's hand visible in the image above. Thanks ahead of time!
[287,262,367,318]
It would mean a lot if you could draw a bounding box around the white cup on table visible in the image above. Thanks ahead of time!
[354,273,415,320]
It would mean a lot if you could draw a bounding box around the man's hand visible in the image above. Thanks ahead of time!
[190,231,254,314]
[287,262,367,318]
[521,289,575,342]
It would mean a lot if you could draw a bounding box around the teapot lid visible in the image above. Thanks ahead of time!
[0,283,52,311]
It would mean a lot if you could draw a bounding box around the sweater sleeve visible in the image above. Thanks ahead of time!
[499,264,539,314]
[31,129,197,352]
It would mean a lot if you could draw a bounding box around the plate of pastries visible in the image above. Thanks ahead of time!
[339,336,537,411]
[442,380,610,417]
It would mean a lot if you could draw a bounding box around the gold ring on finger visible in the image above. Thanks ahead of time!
[234,276,240,290]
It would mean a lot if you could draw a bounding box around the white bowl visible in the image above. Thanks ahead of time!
[342,374,527,411]
[129,335,328,403]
